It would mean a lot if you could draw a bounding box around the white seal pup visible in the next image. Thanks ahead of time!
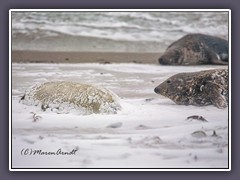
[158,33,228,65]
[154,69,228,108]
[20,81,121,114]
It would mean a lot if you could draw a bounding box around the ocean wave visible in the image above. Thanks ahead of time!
[11,11,229,51]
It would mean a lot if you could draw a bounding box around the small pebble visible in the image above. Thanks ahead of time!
[145,98,154,102]
[187,115,208,122]
[135,124,151,130]
[211,130,222,138]
[191,130,207,138]
[106,122,123,128]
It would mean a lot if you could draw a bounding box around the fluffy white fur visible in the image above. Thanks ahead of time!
[21,81,121,114]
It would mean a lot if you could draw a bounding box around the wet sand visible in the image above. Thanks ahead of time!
[12,50,161,64]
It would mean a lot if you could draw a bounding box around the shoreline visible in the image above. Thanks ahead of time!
[12,50,161,64]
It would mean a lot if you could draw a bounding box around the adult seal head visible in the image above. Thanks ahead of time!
[154,69,228,108]
[158,33,228,65]
[20,81,121,114]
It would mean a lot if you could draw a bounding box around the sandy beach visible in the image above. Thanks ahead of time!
[11,62,229,169]
[11,47,229,170]
[12,50,161,64]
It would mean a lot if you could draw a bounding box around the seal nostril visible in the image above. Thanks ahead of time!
[159,58,167,65]
[154,87,160,94]
[158,58,163,64]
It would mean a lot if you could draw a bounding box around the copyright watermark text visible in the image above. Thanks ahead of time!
[21,148,78,156]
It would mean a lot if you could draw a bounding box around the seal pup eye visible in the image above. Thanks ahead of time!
[166,80,171,84]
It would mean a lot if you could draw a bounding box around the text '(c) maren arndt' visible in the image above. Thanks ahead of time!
[21,148,78,156]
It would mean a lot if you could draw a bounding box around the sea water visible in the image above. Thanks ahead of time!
[11,11,229,52]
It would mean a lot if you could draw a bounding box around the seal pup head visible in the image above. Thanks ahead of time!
[158,49,184,65]
[154,72,197,105]
[154,69,228,108]
[158,33,229,65]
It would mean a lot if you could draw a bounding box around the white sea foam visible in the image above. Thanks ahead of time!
[12,11,228,52]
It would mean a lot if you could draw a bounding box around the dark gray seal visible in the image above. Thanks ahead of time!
[158,33,228,65]
[154,69,228,108]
